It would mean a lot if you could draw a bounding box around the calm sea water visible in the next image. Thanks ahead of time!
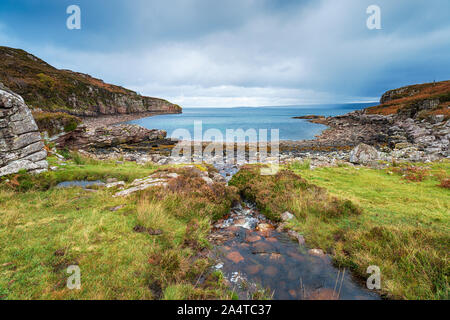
[127,103,377,141]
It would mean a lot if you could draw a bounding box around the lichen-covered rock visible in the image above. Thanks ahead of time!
[349,143,379,165]
[0,89,48,176]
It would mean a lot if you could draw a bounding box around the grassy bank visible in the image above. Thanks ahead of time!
[0,157,237,300]
[229,162,449,300]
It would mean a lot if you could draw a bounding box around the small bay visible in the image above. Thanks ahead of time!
[127,103,377,141]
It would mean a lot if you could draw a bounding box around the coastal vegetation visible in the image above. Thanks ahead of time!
[32,112,82,136]
[1,154,448,300]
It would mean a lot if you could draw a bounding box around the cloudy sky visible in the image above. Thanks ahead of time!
[1,0,449,107]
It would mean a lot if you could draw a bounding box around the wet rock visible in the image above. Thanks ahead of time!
[308,248,325,257]
[281,211,295,221]
[289,289,297,298]
[308,288,338,300]
[256,223,274,233]
[269,253,283,261]
[252,241,276,254]
[263,266,278,276]
[288,230,305,245]
[226,251,244,264]
[246,235,261,243]
[246,264,263,275]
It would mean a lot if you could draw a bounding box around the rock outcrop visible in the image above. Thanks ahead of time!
[0,46,182,116]
[0,87,48,176]
[290,81,449,162]
[349,143,379,164]
[54,124,171,150]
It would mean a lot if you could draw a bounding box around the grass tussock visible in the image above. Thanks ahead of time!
[32,112,81,136]
[229,165,361,222]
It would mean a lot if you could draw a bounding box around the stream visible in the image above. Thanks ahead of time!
[211,163,380,300]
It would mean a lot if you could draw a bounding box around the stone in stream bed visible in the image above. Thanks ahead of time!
[269,253,283,261]
[246,235,261,243]
[263,266,278,276]
[288,230,306,245]
[308,248,325,257]
[226,251,244,264]
[256,223,274,232]
[307,288,338,300]
[246,264,263,275]
[287,251,306,262]
[252,241,277,254]
[289,289,298,299]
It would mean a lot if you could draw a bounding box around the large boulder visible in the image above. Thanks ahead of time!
[54,123,169,149]
[0,88,48,176]
[349,143,379,165]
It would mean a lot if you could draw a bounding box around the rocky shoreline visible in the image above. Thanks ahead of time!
[80,111,176,129]
[50,105,448,170]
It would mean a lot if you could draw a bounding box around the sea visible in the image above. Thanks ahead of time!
[126,103,377,142]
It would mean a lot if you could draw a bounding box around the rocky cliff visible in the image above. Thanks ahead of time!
[0,46,182,116]
[0,84,48,176]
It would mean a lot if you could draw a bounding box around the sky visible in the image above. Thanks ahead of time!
[0,0,449,107]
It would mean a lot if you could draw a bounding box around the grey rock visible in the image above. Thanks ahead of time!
[349,143,379,164]
[281,211,295,221]
[0,89,48,176]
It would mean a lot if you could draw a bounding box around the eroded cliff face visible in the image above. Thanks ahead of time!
[0,86,48,176]
[368,80,449,119]
[0,46,182,116]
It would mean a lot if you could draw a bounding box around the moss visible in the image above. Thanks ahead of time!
[32,112,81,136]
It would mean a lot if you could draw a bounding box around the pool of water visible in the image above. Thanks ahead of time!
[56,180,105,188]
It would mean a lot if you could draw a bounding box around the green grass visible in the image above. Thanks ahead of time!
[291,163,449,300]
[0,157,236,300]
[230,162,449,300]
